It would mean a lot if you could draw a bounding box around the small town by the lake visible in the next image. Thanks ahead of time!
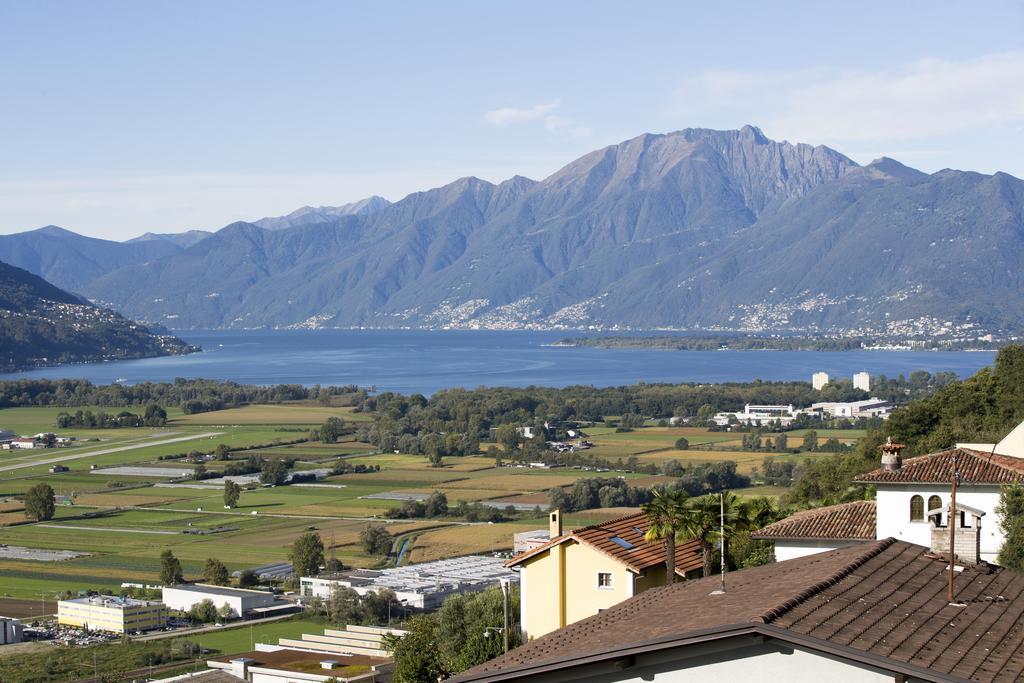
[2,3,1023,682]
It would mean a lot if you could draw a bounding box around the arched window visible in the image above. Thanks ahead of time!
[910,495,924,521]
[928,495,943,526]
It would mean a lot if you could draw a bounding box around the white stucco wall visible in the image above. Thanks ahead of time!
[773,539,860,562]
[875,484,1003,563]
[520,640,904,683]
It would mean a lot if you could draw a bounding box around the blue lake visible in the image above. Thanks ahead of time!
[3,330,998,395]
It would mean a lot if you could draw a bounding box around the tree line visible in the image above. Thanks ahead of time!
[0,378,362,413]
[785,345,1024,506]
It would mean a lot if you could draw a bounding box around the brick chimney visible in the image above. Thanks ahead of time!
[549,509,563,538]
[880,437,906,472]
[930,502,984,565]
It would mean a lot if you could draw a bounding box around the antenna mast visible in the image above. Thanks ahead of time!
[948,451,958,604]
[711,492,727,595]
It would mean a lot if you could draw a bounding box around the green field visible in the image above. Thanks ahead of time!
[193,617,330,655]
[0,402,868,598]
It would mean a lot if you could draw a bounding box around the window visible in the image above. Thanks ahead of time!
[928,495,942,525]
[597,572,613,589]
[910,495,924,521]
[609,536,635,549]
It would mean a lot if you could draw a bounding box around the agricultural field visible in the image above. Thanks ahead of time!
[0,401,869,599]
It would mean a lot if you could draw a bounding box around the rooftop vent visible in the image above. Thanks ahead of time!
[880,437,906,471]
[321,660,339,670]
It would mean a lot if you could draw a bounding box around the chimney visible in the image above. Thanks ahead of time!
[229,657,254,678]
[549,509,563,538]
[880,437,905,471]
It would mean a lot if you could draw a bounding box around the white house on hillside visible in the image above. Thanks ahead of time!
[755,422,1024,565]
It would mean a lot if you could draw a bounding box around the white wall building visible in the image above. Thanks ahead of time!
[756,424,1024,566]
[811,371,829,390]
[162,584,278,619]
[301,555,516,610]
[852,371,870,392]
[808,397,891,419]
[712,404,798,427]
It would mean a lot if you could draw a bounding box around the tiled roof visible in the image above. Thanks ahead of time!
[751,500,876,541]
[455,539,1024,682]
[507,511,704,576]
[855,448,1024,485]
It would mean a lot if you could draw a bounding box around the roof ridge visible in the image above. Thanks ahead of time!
[573,510,646,534]
[759,537,896,624]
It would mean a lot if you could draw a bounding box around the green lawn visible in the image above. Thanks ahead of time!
[192,617,330,655]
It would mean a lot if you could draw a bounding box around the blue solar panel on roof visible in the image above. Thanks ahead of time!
[609,536,635,549]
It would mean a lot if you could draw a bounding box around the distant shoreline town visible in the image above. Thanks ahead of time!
[553,333,1010,352]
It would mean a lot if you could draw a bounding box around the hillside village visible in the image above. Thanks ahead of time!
[0,350,1022,682]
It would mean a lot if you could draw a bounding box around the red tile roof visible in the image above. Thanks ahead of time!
[855,448,1024,485]
[507,511,704,576]
[751,500,876,541]
[456,540,1024,682]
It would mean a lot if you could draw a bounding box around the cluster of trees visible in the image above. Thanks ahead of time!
[385,492,449,519]
[56,404,167,428]
[998,485,1024,571]
[307,586,402,626]
[384,585,520,682]
[549,464,751,514]
[642,489,782,578]
[186,598,234,624]
[359,525,392,556]
[24,483,56,521]
[786,346,1024,506]
[311,417,349,443]
[0,378,361,412]
[330,461,381,475]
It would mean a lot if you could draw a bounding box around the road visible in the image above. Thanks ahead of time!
[0,431,224,472]
[37,523,179,535]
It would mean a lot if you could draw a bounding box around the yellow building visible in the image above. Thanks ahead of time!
[58,595,166,633]
[508,510,704,640]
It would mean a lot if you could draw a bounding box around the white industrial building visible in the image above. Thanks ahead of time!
[162,584,279,619]
[808,397,892,419]
[712,404,798,427]
[301,555,517,610]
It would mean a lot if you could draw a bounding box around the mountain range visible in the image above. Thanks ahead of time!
[1,125,1021,336]
[0,260,195,372]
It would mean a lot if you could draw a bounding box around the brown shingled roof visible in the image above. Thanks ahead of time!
[455,539,1024,682]
[751,500,876,541]
[855,448,1024,485]
[507,511,704,576]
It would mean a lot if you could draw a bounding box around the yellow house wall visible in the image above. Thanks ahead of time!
[563,542,634,626]
[58,602,165,634]
[519,540,638,640]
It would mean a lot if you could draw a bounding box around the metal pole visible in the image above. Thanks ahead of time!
[949,452,957,604]
[500,579,510,654]
[719,492,726,594]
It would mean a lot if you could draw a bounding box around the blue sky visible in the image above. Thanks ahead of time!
[1,1,1023,240]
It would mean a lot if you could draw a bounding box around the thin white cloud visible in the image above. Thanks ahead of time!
[674,52,1024,145]
[485,101,592,138]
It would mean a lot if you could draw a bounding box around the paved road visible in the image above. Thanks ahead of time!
[0,431,223,473]
[132,612,299,642]
[37,524,179,535]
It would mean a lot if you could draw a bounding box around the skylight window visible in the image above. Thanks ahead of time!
[609,536,635,549]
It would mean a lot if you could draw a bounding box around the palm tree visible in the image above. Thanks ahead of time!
[677,494,724,578]
[642,488,689,585]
